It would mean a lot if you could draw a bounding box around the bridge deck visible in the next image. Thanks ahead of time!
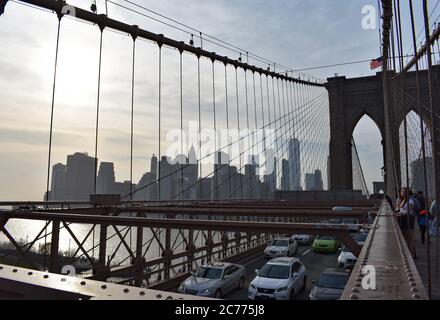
[414,228,440,299]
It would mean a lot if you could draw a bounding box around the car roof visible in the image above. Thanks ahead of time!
[201,262,233,269]
[267,257,300,266]
[272,237,290,241]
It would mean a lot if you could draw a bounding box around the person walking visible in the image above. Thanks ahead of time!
[415,191,428,244]
[395,188,417,258]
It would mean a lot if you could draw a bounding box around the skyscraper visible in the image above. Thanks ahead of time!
[281,159,290,191]
[64,152,96,201]
[96,162,116,194]
[288,138,301,190]
[50,163,66,200]
[314,169,324,191]
[304,173,316,191]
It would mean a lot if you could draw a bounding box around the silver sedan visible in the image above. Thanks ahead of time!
[178,262,246,298]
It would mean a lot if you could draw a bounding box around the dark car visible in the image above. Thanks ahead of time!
[309,268,349,300]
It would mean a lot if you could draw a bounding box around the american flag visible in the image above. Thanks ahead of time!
[370,56,384,70]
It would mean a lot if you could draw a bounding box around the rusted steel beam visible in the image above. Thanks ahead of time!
[3,211,361,255]
[17,0,321,86]
[41,207,370,221]
[398,23,440,75]
[0,263,207,300]
[0,198,378,208]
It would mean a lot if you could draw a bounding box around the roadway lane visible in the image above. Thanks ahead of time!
[225,244,341,300]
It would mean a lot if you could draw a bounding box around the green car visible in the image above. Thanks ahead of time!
[312,235,341,253]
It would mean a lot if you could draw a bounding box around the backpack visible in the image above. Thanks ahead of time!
[412,197,421,214]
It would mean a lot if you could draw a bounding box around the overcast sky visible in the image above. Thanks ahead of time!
[0,0,434,200]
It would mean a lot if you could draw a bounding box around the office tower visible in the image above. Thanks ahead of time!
[64,152,96,201]
[150,154,158,180]
[50,163,66,200]
[304,173,316,191]
[288,138,301,190]
[281,159,290,191]
[314,169,324,191]
[96,162,116,194]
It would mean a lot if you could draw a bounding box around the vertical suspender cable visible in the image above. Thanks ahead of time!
[252,72,260,198]
[44,16,62,271]
[272,76,278,190]
[235,67,243,200]
[197,56,203,200]
[259,75,267,198]
[409,0,430,245]
[212,61,218,199]
[45,17,62,203]
[158,45,162,200]
[423,0,435,298]
[92,25,105,260]
[179,50,184,201]
[396,0,410,193]
[130,36,136,202]
[94,28,104,194]
[224,64,232,199]
[129,31,137,250]
[244,70,252,198]
[265,75,272,195]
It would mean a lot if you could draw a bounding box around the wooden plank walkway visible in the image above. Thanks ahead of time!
[414,227,440,300]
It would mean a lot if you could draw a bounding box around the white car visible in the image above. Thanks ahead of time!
[293,234,314,245]
[337,246,357,268]
[248,257,306,300]
[178,262,246,298]
[264,238,298,258]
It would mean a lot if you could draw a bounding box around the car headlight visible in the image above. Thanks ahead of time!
[250,284,256,290]
[276,286,288,292]
[200,287,214,294]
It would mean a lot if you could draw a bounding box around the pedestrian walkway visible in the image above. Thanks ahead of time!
[414,227,440,300]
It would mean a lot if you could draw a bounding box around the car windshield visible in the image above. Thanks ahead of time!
[193,267,223,279]
[354,233,368,242]
[317,273,348,289]
[271,240,288,247]
[258,264,290,279]
[341,246,352,253]
[317,235,335,241]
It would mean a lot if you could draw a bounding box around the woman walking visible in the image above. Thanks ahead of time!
[395,187,417,259]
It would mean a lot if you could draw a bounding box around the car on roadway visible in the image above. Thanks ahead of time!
[264,237,298,258]
[352,230,369,245]
[309,268,350,300]
[248,257,306,300]
[337,246,357,268]
[293,234,314,245]
[178,262,245,298]
[312,235,341,253]
[341,217,360,232]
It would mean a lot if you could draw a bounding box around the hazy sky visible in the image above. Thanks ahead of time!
[0,0,434,200]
